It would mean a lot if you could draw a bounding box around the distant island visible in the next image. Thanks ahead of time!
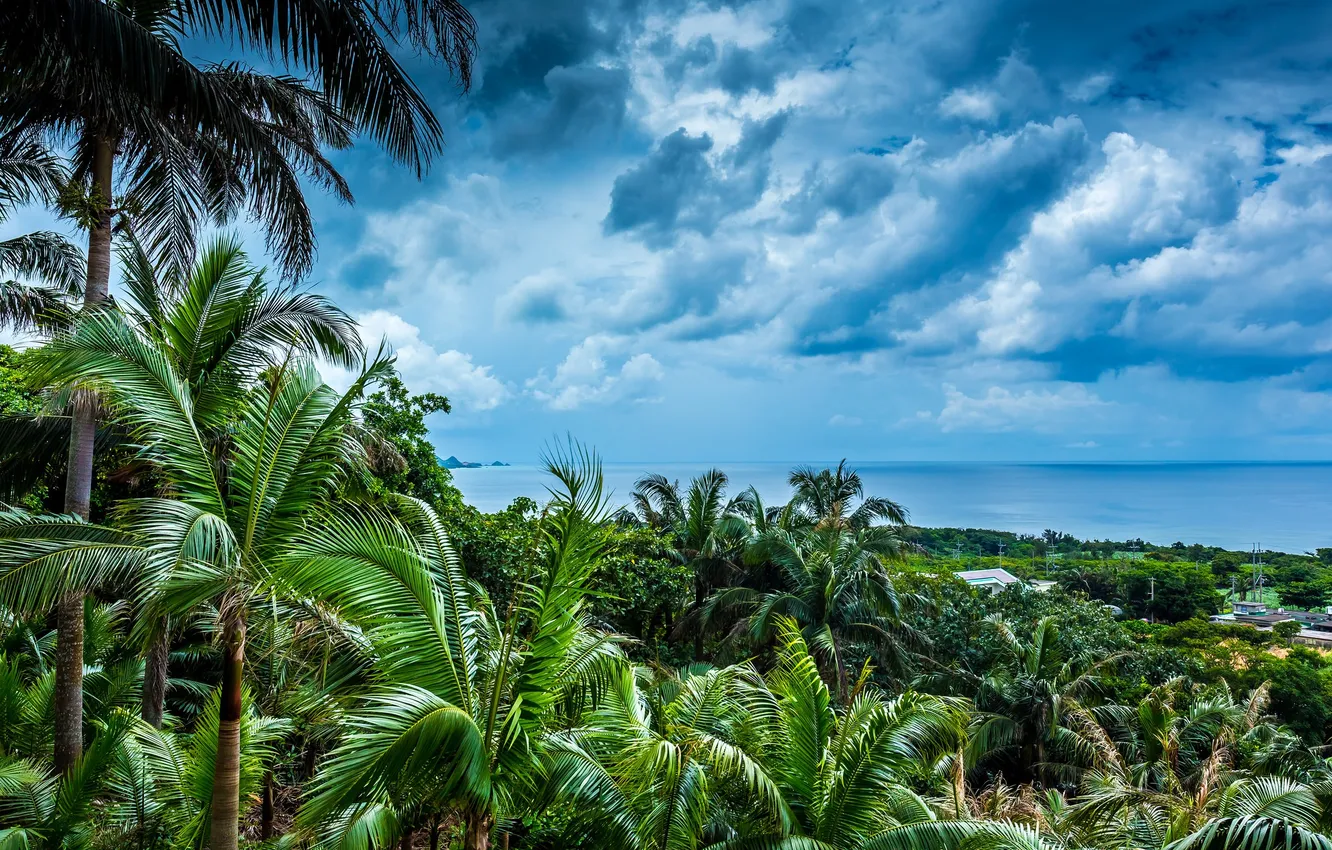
[440,455,509,469]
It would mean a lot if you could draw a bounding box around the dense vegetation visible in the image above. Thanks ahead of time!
[5,2,1332,849]
[5,298,1332,850]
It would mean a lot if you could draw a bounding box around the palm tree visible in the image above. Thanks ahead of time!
[697,621,1043,850]
[0,131,83,332]
[1060,677,1332,850]
[2,0,474,771]
[120,232,362,730]
[3,0,479,279]
[788,461,907,532]
[753,620,971,849]
[963,616,1124,787]
[0,236,361,770]
[0,711,134,850]
[631,470,749,660]
[293,446,625,850]
[2,15,358,775]
[103,689,290,848]
[705,526,922,698]
[545,661,789,849]
[1074,755,1330,850]
[1067,681,1278,795]
[5,301,393,850]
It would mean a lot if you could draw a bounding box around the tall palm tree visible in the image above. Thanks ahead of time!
[2,0,475,770]
[0,131,83,332]
[788,461,907,532]
[3,0,478,279]
[293,446,625,850]
[705,526,921,698]
[2,8,362,774]
[631,470,749,660]
[118,233,361,733]
[5,301,393,850]
[0,236,362,769]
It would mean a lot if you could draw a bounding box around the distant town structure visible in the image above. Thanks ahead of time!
[952,568,1056,594]
[954,567,1023,593]
[951,567,1062,598]
[1211,600,1332,648]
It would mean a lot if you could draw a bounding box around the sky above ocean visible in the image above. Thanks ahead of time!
[9,1,1332,462]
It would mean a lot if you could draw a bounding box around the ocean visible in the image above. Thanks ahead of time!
[449,461,1332,554]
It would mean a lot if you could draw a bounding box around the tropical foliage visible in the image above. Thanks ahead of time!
[3,8,1332,850]
[2,285,1329,850]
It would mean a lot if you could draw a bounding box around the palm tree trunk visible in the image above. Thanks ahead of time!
[399,826,414,850]
[260,770,275,840]
[693,578,705,661]
[464,809,492,850]
[52,592,83,773]
[209,616,246,850]
[142,620,169,728]
[429,818,440,850]
[951,746,967,818]
[54,131,116,774]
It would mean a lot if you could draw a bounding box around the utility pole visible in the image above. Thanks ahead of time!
[1149,575,1156,624]
[952,542,963,562]
[997,542,1006,570]
[1251,543,1265,604]
[1248,544,1255,601]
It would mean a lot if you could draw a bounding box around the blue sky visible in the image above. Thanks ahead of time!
[17,0,1332,463]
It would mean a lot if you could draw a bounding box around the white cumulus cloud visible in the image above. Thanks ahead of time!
[527,335,665,410]
[331,310,509,412]
[934,383,1113,433]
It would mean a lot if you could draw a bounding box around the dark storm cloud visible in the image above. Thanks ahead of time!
[491,65,632,156]
[505,281,572,324]
[639,245,753,333]
[332,0,1332,453]
[465,0,670,155]
[789,117,1092,355]
[781,154,897,233]
[471,0,630,110]
[1035,337,1318,385]
[603,111,790,247]
[658,35,717,82]
[717,45,778,96]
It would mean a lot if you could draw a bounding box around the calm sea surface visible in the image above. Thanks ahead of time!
[450,462,1332,553]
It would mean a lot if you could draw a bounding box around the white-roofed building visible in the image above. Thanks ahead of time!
[954,568,1024,594]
